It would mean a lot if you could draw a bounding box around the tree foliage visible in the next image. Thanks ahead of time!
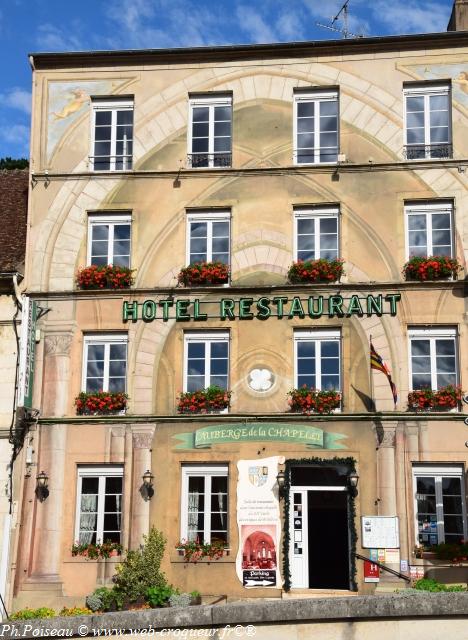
[0,157,29,170]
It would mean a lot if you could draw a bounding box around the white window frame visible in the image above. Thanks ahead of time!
[293,90,339,165]
[90,98,134,172]
[186,210,231,266]
[403,84,451,159]
[404,201,454,260]
[293,329,341,391]
[293,206,339,261]
[187,95,232,169]
[412,464,467,545]
[180,465,229,544]
[74,465,123,545]
[87,213,132,267]
[183,332,230,393]
[408,327,458,392]
[82,333,128,393]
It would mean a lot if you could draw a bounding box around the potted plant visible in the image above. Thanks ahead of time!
[76,265,134,289]
[175,539,226,563]
[288,386,341,414]
[407,385,463,411]
[287,258,344,284]
[177,385,231,413]
[178,261,229,286]
[71,540,123,559]
[75,391,128,415]
[403,256,461,281]
[431,541,468,563]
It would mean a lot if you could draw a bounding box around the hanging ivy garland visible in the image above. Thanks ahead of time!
[282,456,358,592]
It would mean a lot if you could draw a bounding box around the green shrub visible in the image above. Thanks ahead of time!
[413,578,466,592]
[11,607,56,620]
[90,586,124,611]
[113,527,167,601]
[59,607,92,616]
[145,585,176,607]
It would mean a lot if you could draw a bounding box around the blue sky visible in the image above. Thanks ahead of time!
[0,0,455,158]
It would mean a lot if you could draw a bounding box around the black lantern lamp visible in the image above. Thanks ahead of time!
[276,469,286,499]
[35,470,49,502]
[348,471,359,497]
[141,469,154,500]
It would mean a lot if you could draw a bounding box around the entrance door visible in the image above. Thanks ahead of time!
[290,483,350,589]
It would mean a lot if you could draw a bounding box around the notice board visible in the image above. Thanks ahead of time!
[361,516,400,549]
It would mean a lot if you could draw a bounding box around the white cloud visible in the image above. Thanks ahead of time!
[0,123,30,152]
[0,88,31,115]
[370,0,451,34]
[36,23,84,51]
[236,5,277,43]
[276,11,306,41]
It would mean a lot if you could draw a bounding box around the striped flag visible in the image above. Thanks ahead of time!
[370,342,398,407]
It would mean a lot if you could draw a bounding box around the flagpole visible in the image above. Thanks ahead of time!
[369,334,375,412]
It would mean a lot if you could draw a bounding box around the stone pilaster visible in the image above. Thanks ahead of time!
[130,425,156,548]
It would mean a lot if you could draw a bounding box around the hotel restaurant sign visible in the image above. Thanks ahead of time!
[122,293,401,322]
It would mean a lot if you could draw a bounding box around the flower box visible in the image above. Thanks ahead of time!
[403,256,461,281]
[75,391,128,415]
[178,261,229,286]
[287,258,344,284]
[71,541,123,560]
[76,265,134,289]
[407,385,463,411]
[288,387,341,414]
[176,539,226,563]
[177,386,231,414]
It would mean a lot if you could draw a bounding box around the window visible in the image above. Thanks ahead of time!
[294,90,339,164]
[186,211,230,265]
[188,95,232,168]
[294,330,341,390]
[75,466,123,544]
[294,206,339,261]
[184,332,229,392]
[91,99,133,171]
[405,201,454,259]
[181,465,228,544]
[413,465,466,546]
[404,84,451,159]
[408,327,458,391]
[88,214,132,267]
[83,334,128,393]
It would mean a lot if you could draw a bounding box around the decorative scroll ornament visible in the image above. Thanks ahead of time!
[248,368,274,392]
[44,333,73,356]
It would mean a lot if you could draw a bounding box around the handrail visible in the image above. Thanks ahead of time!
[0,590,9,620]
[355,552,411,582]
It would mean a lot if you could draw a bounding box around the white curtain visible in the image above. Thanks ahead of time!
[79,495,97,544]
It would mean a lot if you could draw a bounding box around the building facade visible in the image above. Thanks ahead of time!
[15,29,468,607]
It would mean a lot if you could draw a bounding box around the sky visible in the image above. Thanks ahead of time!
[0,0,455,158]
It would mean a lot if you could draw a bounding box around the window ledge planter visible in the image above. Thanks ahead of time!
[288,387,341,414]
[75,391,128,415]
[177,386,231,414]
[403,256,461,281]
[178,261,229,286]
[71,541,123,560]
[287,258,344,284]
[175,540,227,563]
[407,385,463,411]
[76,265,134,289]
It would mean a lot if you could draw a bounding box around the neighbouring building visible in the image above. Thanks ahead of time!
[0,169,29,614]
[13,19,468,608]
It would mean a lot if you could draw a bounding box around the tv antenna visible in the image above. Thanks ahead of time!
[316,0,363,39]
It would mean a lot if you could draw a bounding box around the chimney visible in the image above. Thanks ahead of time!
[447,0,468,30]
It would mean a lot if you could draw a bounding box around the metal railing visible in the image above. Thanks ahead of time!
[187,153,231,168]
[89,154,133,171]
[0,590,9,620]
[355,552,411,582]
[404,144,453,160]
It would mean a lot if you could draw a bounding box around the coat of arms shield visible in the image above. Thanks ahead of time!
[248,465,269,487]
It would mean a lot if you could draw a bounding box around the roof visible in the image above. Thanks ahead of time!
[29,30,468,70]
[0,169,28,274]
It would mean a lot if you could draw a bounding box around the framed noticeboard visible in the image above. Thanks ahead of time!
[361,516,400,549]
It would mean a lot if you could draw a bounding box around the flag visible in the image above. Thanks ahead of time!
[370,342,398,406]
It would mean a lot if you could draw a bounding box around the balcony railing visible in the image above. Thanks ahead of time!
[89,154,133,171]
[187,153,231,168]
[404,144,453,160]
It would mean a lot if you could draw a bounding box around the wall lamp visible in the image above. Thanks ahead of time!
[348,471,359,498]
[35,470,49,502]
[276,469,286,499]
[141,469,154,500]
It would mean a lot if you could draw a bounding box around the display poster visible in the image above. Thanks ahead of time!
[384,548,400,564]
[361,516,400,549]
[364,560,380,583]
[236,456,283,588]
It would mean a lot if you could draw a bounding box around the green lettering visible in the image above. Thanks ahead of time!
[220,298,235,320]
[158,299,173,321]
[256,297,271,320]
[193,299,207,321]
[176,299,191,321]
[272,296,289,319]
[308,296,323,318]
[142,300,157,321]
[366,294,383,316]
[239,297,254,320]
[328,295,344,317]
[288,296,305,319]
[385,293,401,316]
[122,301,138,322]
[346,294,363,317]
